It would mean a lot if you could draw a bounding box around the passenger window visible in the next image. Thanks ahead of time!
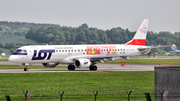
[71,50,73,52]
[62,50,64,52]
[65,50,67,52]
[68,50,70,52]
[59,50,61,52]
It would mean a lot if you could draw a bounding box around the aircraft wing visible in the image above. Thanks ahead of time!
[138,45,171,54]
[70,45,171,61]
[68,54,140,62]
[88,54,140,61]
[138,45,171,49]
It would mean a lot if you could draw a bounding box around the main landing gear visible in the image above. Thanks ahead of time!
[89,65,97,71]
[67,64,97,71]
[68,64,76,70]
[89,61,97,71]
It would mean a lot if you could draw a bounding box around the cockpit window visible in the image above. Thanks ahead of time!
[15,49,27,53]
[15,49,22,53]
[23,50,27,53]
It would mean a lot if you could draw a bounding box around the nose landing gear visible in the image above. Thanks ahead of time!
[23,63,29,71]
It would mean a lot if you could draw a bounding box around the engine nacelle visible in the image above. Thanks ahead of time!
[74,59,91,68]
[42,63,59,68]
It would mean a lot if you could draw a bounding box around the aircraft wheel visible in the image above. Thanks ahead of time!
[89,65,97,71]
[68,65,72,70]
[68,65,76,70]
[24,68,29,71]
[71,65,76,70]
[93,66,97,71]
[89,66,93,71]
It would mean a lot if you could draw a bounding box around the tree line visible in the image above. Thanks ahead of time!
[0,21,60,38]
[25,23,179,51]
[1,21,180,54]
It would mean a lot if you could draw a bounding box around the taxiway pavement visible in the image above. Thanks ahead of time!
[0,61,172,73]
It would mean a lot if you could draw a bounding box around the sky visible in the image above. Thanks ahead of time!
[0,0,179,33]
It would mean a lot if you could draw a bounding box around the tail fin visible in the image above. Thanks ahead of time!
[171,44,177,51]
[126,19,149,46]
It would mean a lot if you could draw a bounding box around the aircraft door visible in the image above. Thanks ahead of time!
[125,46,130,54]
[28,49,33,60]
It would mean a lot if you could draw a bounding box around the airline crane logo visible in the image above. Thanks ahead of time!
[140,26,146,34]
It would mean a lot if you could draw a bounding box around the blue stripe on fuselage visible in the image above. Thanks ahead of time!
[12,53,27,55]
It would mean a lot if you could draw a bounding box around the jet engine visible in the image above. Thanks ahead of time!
[42,63,59,68]
[74,59,91,68]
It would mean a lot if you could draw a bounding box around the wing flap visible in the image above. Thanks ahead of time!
[138,45,171,54]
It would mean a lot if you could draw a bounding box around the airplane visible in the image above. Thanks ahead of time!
[171,44,180,55]
[9,19,154,71]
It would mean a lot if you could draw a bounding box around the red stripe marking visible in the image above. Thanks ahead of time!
[126,39,146,46]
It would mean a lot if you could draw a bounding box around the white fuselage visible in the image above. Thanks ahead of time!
[9,44,143,65]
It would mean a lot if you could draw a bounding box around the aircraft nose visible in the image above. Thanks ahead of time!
[8,55,17,62]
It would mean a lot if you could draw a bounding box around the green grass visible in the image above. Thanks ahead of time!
[111,58,180,65]
[0,71,154,100]
[0,65,66,69]
[0,37,37,43]
[0,57,8,61]
[0,71,154,87]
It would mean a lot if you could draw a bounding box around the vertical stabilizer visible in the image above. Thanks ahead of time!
[171,44,177,51]
[126,19,149,46]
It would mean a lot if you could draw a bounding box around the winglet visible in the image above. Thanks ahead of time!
[126,19,149,46]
